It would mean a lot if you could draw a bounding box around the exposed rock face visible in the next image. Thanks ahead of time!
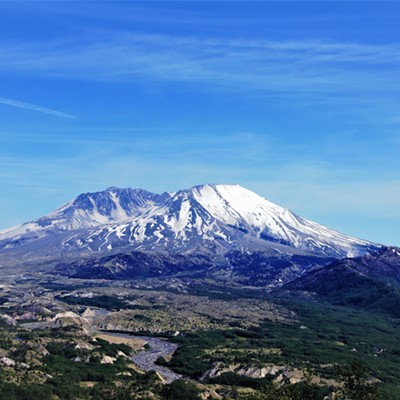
[201,362,283,381]
[53,311,89,328]
[201,362,321,385]
[100,355,116,364]
[15,312,39,321]
[81,307,96,319]
[0,314,16,326]
[0,356,16,367]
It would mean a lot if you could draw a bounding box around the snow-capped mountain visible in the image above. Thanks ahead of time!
[0,184,377,260]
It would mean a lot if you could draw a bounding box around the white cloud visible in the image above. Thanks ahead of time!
[0,96,75,119]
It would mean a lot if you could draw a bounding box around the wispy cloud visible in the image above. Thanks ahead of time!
[1,34,400,96]
[0,96,75,119]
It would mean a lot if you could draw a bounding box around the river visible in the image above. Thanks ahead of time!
[101,332,182,383]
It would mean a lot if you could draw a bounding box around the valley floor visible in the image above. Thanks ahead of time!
[0,273,398,399]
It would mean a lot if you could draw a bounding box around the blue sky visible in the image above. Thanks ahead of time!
[1,1,400,245]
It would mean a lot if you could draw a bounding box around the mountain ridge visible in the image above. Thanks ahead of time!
[285,246,400,317]
[0,184,377,262]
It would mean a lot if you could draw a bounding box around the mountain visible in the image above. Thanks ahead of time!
[286,247,400,317]
[0,184,376,258]
[0,184,377,267]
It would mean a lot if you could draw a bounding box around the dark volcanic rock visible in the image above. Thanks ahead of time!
[55,251,218,280]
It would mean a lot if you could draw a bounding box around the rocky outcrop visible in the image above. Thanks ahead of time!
[201,362,282,380]
[0,314,16,325]
[100,355,116,364]
[0,356,16,367]
[201,362,305,384]
[53,311,90,328]
[81,307,96,319]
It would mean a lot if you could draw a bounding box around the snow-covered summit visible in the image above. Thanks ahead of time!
[0,184,377,258]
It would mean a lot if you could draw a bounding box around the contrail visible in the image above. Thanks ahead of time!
[0,96,75,119]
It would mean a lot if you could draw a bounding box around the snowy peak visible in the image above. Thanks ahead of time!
[3,188,171,235]
[66,187,170,224]
[183,184,373,256]
[190,184,287,230]
[0,184,378,258]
